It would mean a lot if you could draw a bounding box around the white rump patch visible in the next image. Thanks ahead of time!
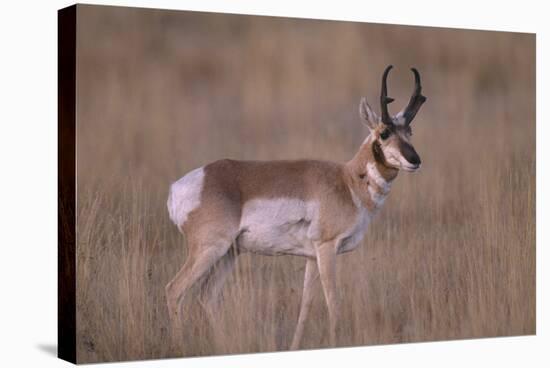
[167,167,205,228]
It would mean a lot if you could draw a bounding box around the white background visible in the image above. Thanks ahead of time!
[0,0,547,366]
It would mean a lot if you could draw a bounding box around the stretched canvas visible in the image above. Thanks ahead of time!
[58,4,535,364]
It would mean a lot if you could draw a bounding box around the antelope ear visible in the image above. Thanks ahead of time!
[359,97,378,130]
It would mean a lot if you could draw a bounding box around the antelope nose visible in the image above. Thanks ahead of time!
[409,154,421,166]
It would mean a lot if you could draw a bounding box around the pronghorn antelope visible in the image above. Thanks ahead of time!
[166,65,426,349]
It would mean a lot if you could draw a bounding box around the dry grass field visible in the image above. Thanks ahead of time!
[74,5,535,363]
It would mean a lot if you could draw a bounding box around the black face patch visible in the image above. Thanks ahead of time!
[372,140,385,164]
[380,129,390,140]
[398,140,421,166]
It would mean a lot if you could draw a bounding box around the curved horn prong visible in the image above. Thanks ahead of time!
[398,67,427,126]
[380,65,394,125]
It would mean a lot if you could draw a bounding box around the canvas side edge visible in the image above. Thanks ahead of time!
[58,4,77,364]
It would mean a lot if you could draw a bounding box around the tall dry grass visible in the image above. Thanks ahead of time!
[74,5,535,363]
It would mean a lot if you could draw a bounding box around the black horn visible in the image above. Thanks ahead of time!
[399,68,427,125]
[380,65,395,125]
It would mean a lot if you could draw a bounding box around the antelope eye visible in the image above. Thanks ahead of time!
[380,129,390,140]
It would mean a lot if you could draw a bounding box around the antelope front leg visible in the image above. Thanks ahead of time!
[290,257,319,350]
[316,241,339,347]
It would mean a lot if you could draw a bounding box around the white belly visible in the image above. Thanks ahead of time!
[237,198,319,257]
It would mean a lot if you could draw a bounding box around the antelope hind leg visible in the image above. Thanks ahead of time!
[165,241,230,324]
[197,247,239,351]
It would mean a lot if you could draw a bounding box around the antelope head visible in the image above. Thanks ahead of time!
[359,65,427,172]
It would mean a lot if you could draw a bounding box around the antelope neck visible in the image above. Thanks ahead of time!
[344,135,398,209]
